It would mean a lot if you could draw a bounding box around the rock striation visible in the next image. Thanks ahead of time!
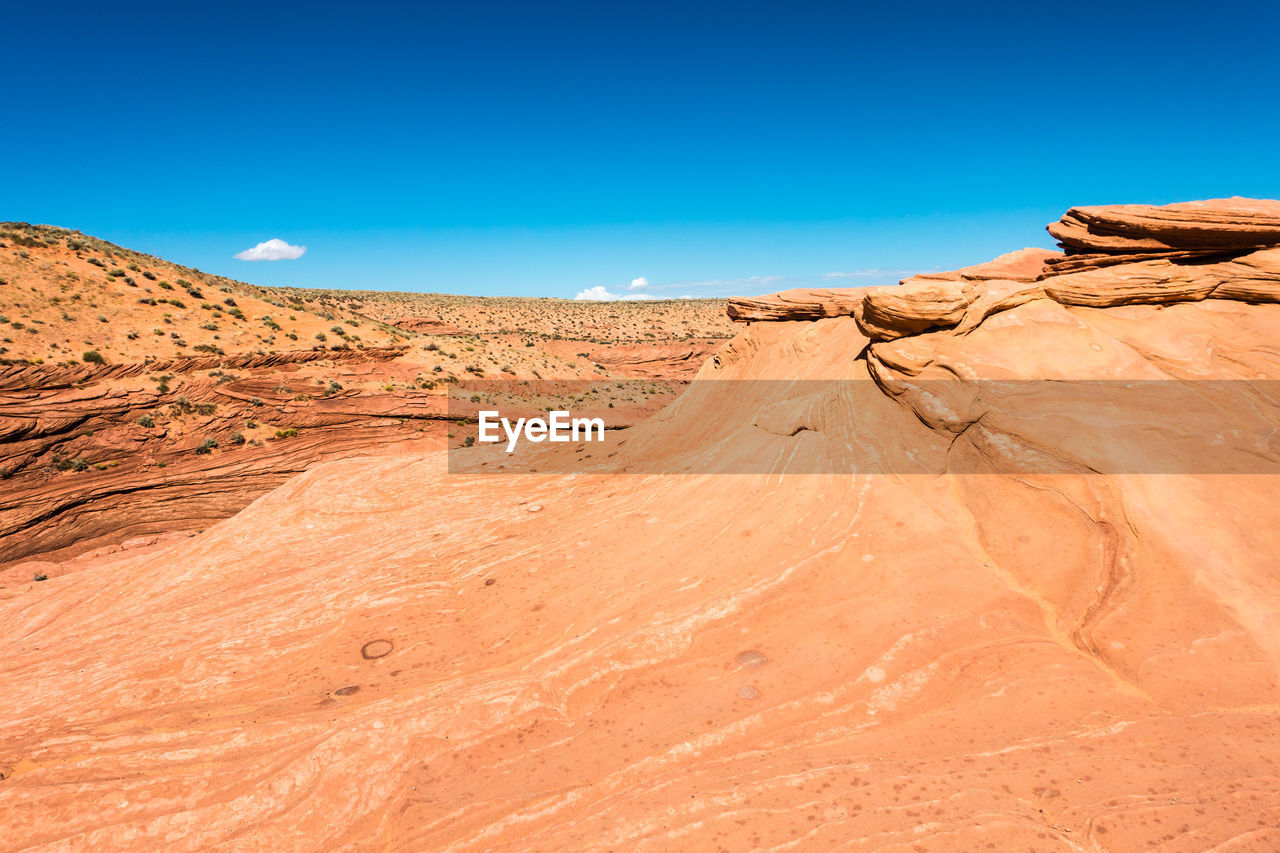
[4,200,1280,851]
[1047,196,1280,253]
[727,199,1280,340]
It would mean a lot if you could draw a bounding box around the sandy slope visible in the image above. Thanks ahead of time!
[3,201,1280,850]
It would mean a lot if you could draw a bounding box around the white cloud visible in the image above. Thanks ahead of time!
[627,276,649,291]
[234,238,307,261]
[821,268,918,282]
[574,285,617,301]
[573,285,655,301]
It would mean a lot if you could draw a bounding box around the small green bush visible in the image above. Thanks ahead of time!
[82,350,105,364]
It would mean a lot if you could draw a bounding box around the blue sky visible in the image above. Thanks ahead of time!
[4,1,1278,298]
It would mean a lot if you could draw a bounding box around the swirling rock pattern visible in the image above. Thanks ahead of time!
[3,201,1280,850]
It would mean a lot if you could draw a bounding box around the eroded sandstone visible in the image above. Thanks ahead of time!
[3,201,1280,851]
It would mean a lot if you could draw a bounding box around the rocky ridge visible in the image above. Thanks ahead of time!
[727,198,1280,341]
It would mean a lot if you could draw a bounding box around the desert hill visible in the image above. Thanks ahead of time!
[0,225,731,566]
[3,200,1280,850]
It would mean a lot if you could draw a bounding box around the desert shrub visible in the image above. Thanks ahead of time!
[315,332,326,341]
[250,397,263,407]
[195,437,218,455]
[193,343,224,355]
[141,270,157,281]
[229,431,246,445]
[82,350,105,364]
[33,571,48,582]
[158,281,174,290]
[107,268,126,278]
[274,428,298,439]
[323,380,343,397]
[138,297,157,305]
[137,414,154,427]
[86,257,106,268]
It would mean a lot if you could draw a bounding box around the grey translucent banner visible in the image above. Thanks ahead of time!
[445,379,1280,475]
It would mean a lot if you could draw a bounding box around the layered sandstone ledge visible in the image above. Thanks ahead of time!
[0,346,406,392]
[727,198,1280,341]
[5,200,1280,851]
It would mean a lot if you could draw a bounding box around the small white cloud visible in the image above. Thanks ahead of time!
[234,238,307,261]
[627,276,649,291]
[574,285,619,301]
[573,285,655,301]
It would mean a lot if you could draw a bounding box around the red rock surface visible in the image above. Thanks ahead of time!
[1047,196,1280,255]
[4,202,1280,850]
[389,317,470,335]
[585,341,722,379]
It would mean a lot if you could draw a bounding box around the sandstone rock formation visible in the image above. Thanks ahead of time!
[0,226,729,568]
[1047,197,1280,253]
[3,201,1280,850]
[727,199,1280,341]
